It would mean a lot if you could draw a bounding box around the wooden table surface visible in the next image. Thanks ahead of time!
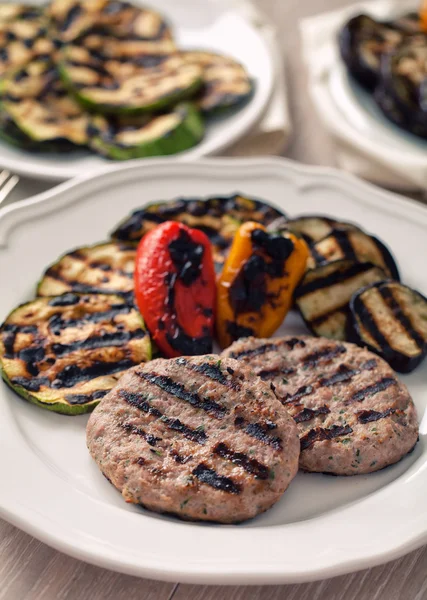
[2,1,427,599]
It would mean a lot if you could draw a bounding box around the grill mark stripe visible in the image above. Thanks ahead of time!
[48,304,132,330]
[348,377,397,403]
[294,405,330,424]
[137,372,227,417]
[54,359,137,387]
[176,357,241,390]
[295,262,378,297]
[300,425,353,450]
[213,442,269,480]
[51,328,145,356]
[302,345,346,366]
[379,286,425,349]
[121,423,161,446]
[310,306,348,328]
[243,422,282,449]
[353,293,393,351]
[230,337,305,360]
[319,365,360,387]
[357,408,395,424]
[336,231,358,262]
[65,389,108,405]
[192,463,241,494]
[119,390,208,444]
[258,367,295,380]
[283,385,314,404]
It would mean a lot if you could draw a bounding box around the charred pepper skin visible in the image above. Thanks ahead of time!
[216,222,309,348]
[134,221,216,358]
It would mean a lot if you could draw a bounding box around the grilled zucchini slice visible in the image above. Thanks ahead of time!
[37,241,136,301]
[111,194,286,270]
[88,102,204,159]
[49,0,173,44]
[284,215,359,245]
[295,260,387,340]
[349,281,427,373]
[0,59,89,152]
[59,33,201,115]
[0,293,151,415]
[181,50,253,114]
[307,229,400,279]
[0,4,53,77]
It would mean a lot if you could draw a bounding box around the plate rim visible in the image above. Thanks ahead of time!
[0,1,274,182]
[1,156,427,585]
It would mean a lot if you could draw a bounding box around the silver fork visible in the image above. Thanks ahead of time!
[0,170,19,207]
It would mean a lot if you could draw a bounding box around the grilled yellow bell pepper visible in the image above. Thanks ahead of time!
[216,221,309,348]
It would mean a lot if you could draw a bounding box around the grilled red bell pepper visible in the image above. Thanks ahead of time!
[134,221,216,358]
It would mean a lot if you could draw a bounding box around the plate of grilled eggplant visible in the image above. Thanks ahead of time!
[0,158,426,583]
[0,0,273,180]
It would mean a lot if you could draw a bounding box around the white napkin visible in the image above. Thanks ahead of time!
[225,0,291,157]
[301,0,427,192]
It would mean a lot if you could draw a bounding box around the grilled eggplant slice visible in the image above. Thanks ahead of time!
[349,281,427,373]
[181,50,253,114]
[339,13,422,91]
[307,229,399,279]
[111,194,286,270]
[59,33,201,115]
[0,59,89,152]
[377,38,427,139]
[88,102,204,159]
[284,215,359,245]
[37,241,136,301]
[0,293,151,415]
[49,0,173,44]
[295,260,387,340]
[0,4,53,77]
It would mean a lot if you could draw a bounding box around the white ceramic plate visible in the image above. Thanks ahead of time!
[1,157,427,585]
[0,0,273,182]
[300,0,427,190]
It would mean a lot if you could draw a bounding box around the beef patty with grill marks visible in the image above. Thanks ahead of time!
[86,355,300,523]
[222,336,418,475]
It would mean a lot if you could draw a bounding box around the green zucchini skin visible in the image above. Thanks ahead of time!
[88,102,204,159]
[0,293,151,415]
[36,241,136,300]
[58,39,203,115]
[111,193,286,270]
[348,281,427,373]
[0,59,89,151]
[295,260,388,340]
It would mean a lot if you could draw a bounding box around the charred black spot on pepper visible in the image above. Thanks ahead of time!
[225,321,255,340]
[168,229,204,286]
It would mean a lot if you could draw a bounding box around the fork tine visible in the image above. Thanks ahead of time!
[0,173,19,206]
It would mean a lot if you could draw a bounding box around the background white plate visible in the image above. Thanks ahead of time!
[1,157,427,584]
[300,0,427,190]
[0,0,273,182]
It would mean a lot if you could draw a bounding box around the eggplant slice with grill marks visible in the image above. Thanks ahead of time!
[0,59,89,152]
[0,4,53,77]
[295,259,387,340]
[283,215,359,246]
[49,0,174,44]
[339,12,422,91]
[376,37,427,139]
[88,102,204,159]
[349,281,427,373]
[111,194,286,270]
[181,50,253,114]
[307,229,400,279]
[0,293,151,415]
[37,241,136,301]
[59,32,201,115]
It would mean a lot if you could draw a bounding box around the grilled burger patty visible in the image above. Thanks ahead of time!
[222,336,418,475]
[86,355,300,522]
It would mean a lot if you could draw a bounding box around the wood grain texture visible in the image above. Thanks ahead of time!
[1,1,426,599]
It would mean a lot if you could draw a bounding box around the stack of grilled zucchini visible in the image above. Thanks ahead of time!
[0,0,254,158]
[339,12,427,139]
[282,214,427,373]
